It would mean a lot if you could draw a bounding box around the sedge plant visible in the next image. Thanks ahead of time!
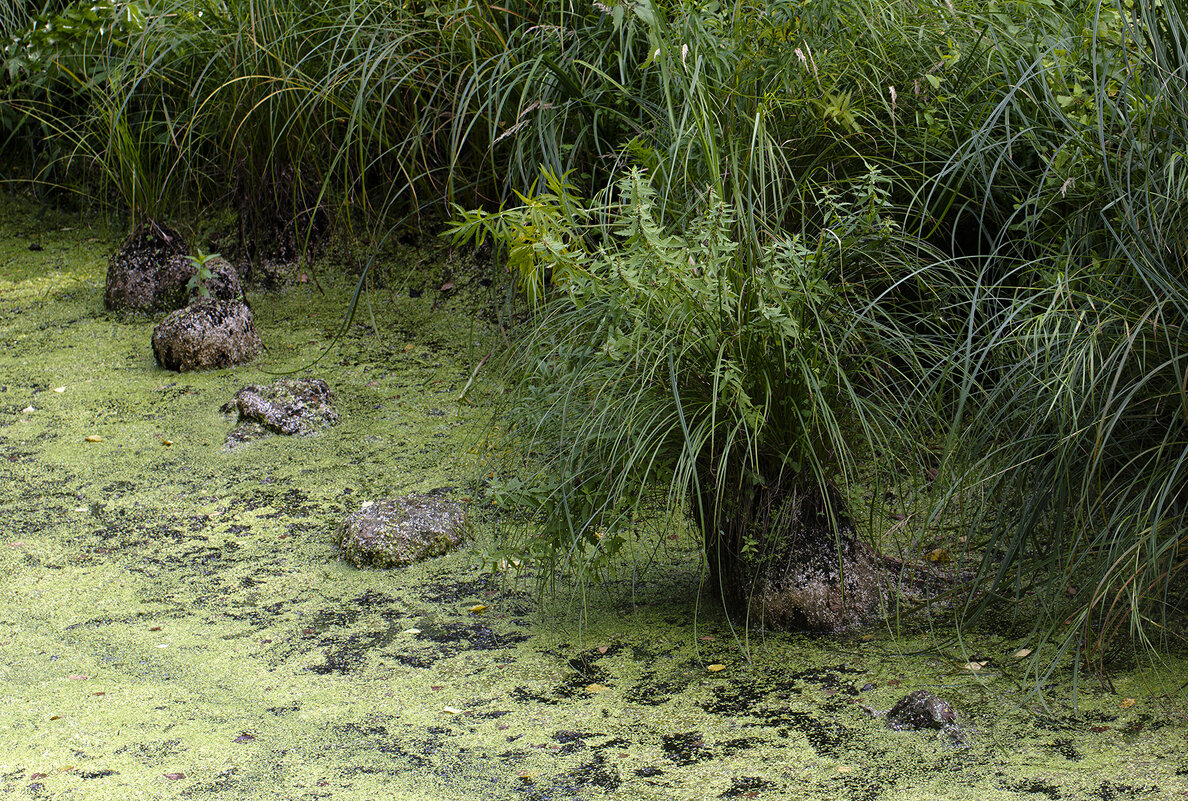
[455,166,957,630]
[926,0,1188,685]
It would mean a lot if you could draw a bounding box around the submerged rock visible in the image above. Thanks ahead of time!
[151,299,263,372]
[885,690,956,731]
[105,221,190,312]
[339,495,467,568]
[221,378,338,447]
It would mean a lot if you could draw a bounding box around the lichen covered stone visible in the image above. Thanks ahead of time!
[221,378,338,447]
[105,222,190,312]
[151,299,263,372]
[339,495,467,568]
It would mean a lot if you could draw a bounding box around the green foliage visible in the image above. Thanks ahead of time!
[185,248,220,299]
[2,0,145,86]
[475,166,949,583]
[927,0,1188,679]
[448,169,591,307]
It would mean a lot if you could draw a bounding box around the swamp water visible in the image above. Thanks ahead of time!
[1,198,1186,801]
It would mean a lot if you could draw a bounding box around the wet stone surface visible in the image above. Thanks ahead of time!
[151,298,263,372]
[885,690,957,731]
[221,377,339,447]
[182,254,243,305]
[104,221,189,312]
[339,494,467,568]
[1,195,1187,801]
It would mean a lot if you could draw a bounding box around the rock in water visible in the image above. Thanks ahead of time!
[221,378,338,447]
[339,495,467,568]
[105,222,189,311]
[151,299,263,372]
[885,690,956,731]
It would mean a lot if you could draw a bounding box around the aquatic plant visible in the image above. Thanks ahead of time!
[926,0,1188,680]
[457,166,955,630]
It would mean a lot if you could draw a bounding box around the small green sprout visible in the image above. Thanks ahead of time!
[185,249,221,299]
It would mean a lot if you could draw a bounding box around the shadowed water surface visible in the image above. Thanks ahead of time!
[1,197,1186,800]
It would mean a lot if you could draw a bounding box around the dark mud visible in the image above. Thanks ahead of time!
[1,196,1186,800]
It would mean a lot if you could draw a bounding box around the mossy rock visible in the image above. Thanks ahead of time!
[339,495,467,568]
[221,378,339,447]
[151,299,263,372]
[104,221,189,312]
[182,254,244,305]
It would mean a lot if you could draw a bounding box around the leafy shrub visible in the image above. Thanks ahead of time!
[457,167,952,610]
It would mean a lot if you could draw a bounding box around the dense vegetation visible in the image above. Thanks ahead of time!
[4,0,1186,686]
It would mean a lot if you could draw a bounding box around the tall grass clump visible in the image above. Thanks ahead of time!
[1,0,507,238]
[0,0,666,237]
[1,0,1004,245]
[1,1,149,200]
[931,0,1188,679]
[459,166,956,629]
[454,0,976,631]
[0,1,35,41]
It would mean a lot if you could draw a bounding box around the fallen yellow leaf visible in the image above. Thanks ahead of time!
[964,661,989,671]
[84,435,103,442]
[468,604,488,614]
[597,646,609,654]
[707,664,726,672]
[926,547,950,563]
[1121,698,1136,709]
[1013,648,1032,659]
[585,683,606,693]
[836,766,852,773]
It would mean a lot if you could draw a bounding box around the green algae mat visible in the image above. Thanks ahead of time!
[2,198,1187,801]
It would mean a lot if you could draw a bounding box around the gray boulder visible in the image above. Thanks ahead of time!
[339,495,467,568]
[221,378,338,447]
[151,299,263,372]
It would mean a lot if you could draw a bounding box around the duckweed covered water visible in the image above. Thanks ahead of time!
[1,197,1186,800]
